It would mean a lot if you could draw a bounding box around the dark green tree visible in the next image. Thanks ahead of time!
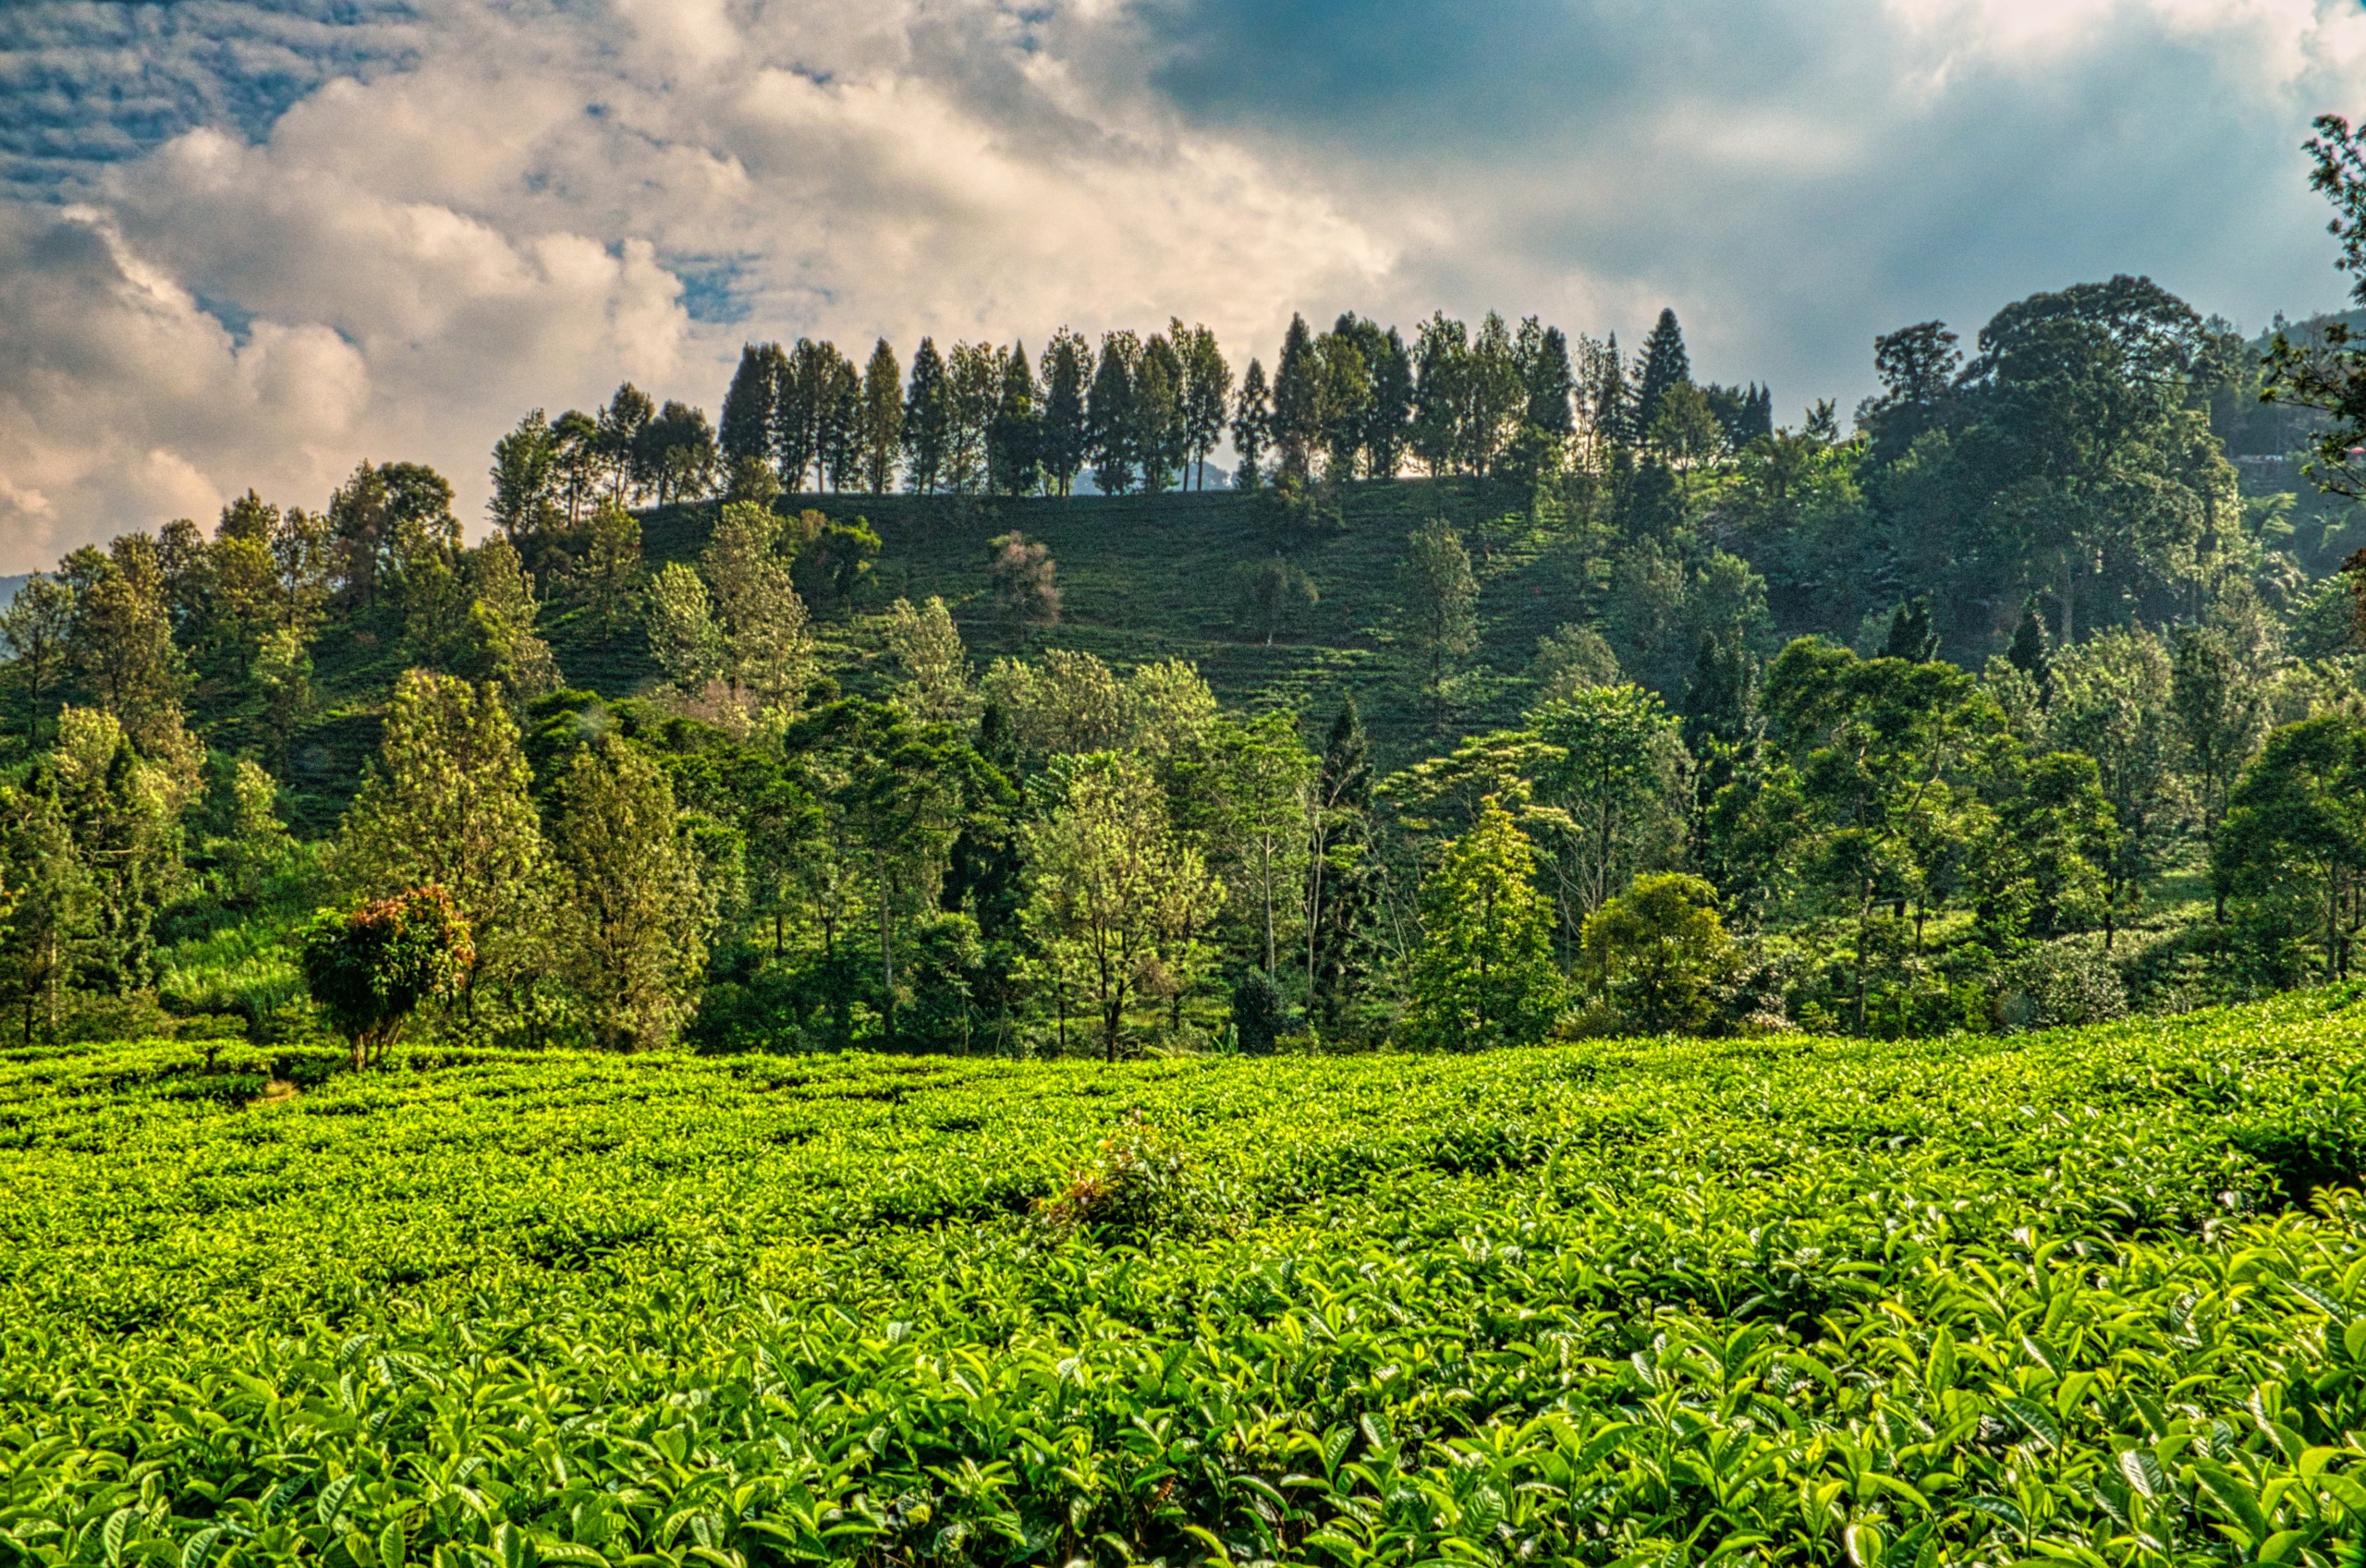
[902,338,950,494]
[1633,309,1692,438]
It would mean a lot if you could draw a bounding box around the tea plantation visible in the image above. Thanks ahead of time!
[10,994,2366,1566]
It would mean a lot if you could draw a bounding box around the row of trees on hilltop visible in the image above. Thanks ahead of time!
[487,307,1777,517]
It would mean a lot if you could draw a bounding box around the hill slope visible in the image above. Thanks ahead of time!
[7,991,2366,1562]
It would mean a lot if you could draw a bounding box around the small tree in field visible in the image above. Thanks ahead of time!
[299,885,473,1068]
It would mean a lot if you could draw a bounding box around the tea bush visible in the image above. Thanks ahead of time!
[7,991,2366,1563]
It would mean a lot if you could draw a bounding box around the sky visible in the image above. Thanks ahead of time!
[3,0,2366,571]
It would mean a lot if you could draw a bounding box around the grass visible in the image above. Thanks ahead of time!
[6,990,2366,1562]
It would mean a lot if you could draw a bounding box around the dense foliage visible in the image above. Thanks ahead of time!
[4,993,2366,1563]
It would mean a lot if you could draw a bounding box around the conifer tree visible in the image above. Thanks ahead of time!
[818,348,862,492]
[1523,322,1577,437]
[550,735,713,1050]
[1403,796,1563,1051]
[1135,334,1186,492]
[1177,322,1232,490]
[1409,313,1470,475]
[1270,313,1322,482]
[860,338,904,494]
[1317,321,1374,479]
[1087,333,1138,495]
[902,338,950,493]
[718,343,778,472]
[1231,359,1272,489]
[988,341,1043,496]
[1589,331,1632,445]
[1366,325,1415,477]
[1634,308,1692,437]
[1038,328,1091,497]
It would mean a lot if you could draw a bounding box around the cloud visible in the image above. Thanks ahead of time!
[0,0,2362,568]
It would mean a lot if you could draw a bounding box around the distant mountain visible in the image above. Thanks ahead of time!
[0,574,27,610]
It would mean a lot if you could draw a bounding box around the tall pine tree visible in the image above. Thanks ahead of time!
[1038,329,1090,497]
[718,343,778,472]
[902,338,950,494]
[859,339,903,495]
[1633,308,1691,438]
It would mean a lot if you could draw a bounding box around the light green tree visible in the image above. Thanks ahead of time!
[332,670,554,1008]
[645,563,726,699]
[884,596,978,727]
[549,735,715,1049]
[1575,872,1737,1037]
[1402,796,1564,1051]
[1022,753,1224,1061]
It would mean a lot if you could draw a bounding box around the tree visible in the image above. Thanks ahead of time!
[1530,624,1622,705]
[1271,313,1323,482]
[1232,555,1318,644]
[299,886,473,1068]
[1039,329,1091,497]
[943,341,1005,494]
[1366,326,1415,477]
[331,670,553,1004]
[987,531,1059,631]
[549,735,714,1048]
[989,341,1043,496]
[1087,333,1139,494]
[489,409,562,541]
[1022,753,1224,1061]
[718,342,780,473]
[2218,716,2366,983]
[858,339,904,494]
[464,538,561,702]
[66,535,188,753]
[1402,796,1563,1051]
[639,400,717,506]
[645,564,725,699]
[903,339,951,493]
[1316,319,1373,479]
[1576,872,1736,1037]
[1231,968,1288,1054]
[1398,518,1481,732]
[1231,359,1272,490]
[884,596,978,726]
[1177,322,1232,490]
[1305,694,1378,1028]
[598,383,656,502]
[1134,334,1188,492]
[1633,308,1692,437]
[2261,115,2366,497]
[570,498,643,636]
[2171,620,2272,918]
[1521,320,1577,439]
[1409,313,1468,475]
[1,573,75,745]
[2049,626,2182,943]
[1856,321,1960,463]
[0,777,96,1042]
[701,502,813,721]
[1530,684,1689,935]
[46,706,190,997]
[1209,710,1314,979]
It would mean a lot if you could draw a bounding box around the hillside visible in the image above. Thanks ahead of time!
[273,480,1580,833]
[7,990,2366,1562]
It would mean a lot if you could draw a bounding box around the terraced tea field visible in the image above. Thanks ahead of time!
[8,993,2366,1565]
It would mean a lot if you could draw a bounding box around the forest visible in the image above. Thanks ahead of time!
[10,135,2366,1063]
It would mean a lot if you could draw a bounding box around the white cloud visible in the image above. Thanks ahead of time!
[2,0,2364,568]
